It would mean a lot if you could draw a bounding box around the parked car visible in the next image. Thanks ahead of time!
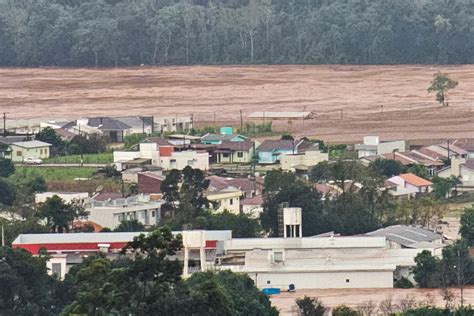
[23,157,43,165]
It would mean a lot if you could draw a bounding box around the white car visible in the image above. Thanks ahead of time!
[23,157,43,165]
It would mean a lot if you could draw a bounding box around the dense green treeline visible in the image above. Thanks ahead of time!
[0,0,473,67]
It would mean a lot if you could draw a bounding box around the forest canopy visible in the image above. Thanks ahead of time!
[0,0,473,67]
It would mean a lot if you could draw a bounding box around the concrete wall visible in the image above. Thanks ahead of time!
[159,151,209,170]
[377,140,406,155]
[10,145,50,162]
[113,151,142,171]
[281,151,328,170]
[249,270,394,289]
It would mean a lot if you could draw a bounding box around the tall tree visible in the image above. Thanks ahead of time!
[38,195,88,233]
[460,206,474,246]
[428,72,458,107]
[0,158,15,178]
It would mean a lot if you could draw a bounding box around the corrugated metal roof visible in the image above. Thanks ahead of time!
[12,140,52,148]
[367,225,442,247]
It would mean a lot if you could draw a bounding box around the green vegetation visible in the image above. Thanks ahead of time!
[428,73,459,107]
[13,166,96,182]
[44,152,113,164]
[296,296,326,316]
[0,1,473,66]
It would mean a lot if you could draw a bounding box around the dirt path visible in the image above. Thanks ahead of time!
[271,287,474,315]
[1,65,473,142]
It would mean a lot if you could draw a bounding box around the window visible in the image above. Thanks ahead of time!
[237,152,244,158]
[273,251,283,262]
[16,151,22,156]
[267,280,271,285]
[187,160,194,166]
[346,279,350,283]
[223,153,229,158]
[229,198,233,205]
[51,263,62,277]
[152,211,156,217]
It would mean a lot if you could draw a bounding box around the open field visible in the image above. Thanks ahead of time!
[1,65,474,142]
[14,166,96,181]
[271,287,474,315]
[44,153,113,164]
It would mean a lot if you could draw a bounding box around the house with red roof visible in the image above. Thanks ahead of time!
[387,173,433,194]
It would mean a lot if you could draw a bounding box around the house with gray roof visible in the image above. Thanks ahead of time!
[9,140,52,162]
[216,140,255,163]
[201,133,247,145]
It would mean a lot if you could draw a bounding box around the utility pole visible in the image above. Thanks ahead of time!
[3,113,6,138]
[380,105,384,115]
[240,109,243,131]
[1,223,4,247]
[213,112,216,126]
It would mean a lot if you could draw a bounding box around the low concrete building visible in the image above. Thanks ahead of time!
[84,194,162,229]
[9,140,51,162]
[114,138,209,171]
[281,150,329,171]
[355,136,405,159]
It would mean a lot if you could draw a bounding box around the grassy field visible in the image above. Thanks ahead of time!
[15,166,97,181]
[45,153,113,164]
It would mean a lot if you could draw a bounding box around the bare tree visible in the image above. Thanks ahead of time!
[356,300,377,316]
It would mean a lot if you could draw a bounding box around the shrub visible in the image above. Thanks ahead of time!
[333,305,358,316]
[395,277,414,289]
[295,296,325,316]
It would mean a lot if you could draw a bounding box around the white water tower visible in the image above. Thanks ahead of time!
[283,207,302,238]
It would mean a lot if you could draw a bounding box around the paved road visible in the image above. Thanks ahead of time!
[18,163,107,168]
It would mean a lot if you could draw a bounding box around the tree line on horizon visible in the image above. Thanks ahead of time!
[0,0,473,68]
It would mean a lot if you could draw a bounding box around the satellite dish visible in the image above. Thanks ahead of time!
[96,185,104,193]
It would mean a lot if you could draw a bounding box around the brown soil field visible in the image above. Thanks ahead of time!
[271,287,474,315]
[1,65,473,142]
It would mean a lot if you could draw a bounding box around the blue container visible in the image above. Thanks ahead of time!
[261,288,281,295]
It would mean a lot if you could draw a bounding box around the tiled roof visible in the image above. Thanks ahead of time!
[414,148,446,161]
[114,116,153,128]
[138,172,165,181]
[92,192,123,201]
[438,143,469,155]
[208,175,262,195]
[201,133,236,142]
[143,137,173,146]
[399,173,432,187]
[216,140,254,151]
[257,139,296,151]
[87,117,131,131]
[240,195,263,206]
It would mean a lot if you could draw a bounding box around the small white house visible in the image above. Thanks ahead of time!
[9,140,51,162]
[355,136,405,159]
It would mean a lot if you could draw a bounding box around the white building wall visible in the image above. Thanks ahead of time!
[377,140,406,155]
[249,270,394,289]
[281,151,329,170]
[35,192,89,204]
[159,151,209,170]
[10,145,50,162]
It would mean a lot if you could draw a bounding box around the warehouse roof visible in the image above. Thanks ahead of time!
[366,225,442,248]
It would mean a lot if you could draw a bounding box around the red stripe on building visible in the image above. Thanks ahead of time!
[13,242,129,255]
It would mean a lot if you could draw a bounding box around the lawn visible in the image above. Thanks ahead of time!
[14,166,97,181]
[44,153,113,164]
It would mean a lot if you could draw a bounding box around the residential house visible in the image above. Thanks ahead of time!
[9,140,51,162]
[61,117,132,142]
[387,173,433,194]
[201,133,247,145]
[382,151,445,176]
[451,139,474,159]
[154,115,193,133]
[207,175,263,215]
[114,116,154,135]
[257,139,302,164]
[437,158,474,188]
[216,140,255,163]
[355,136,405,159]
[426,143,468,160]
[114,137,209,171]
[84,194,162,229]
